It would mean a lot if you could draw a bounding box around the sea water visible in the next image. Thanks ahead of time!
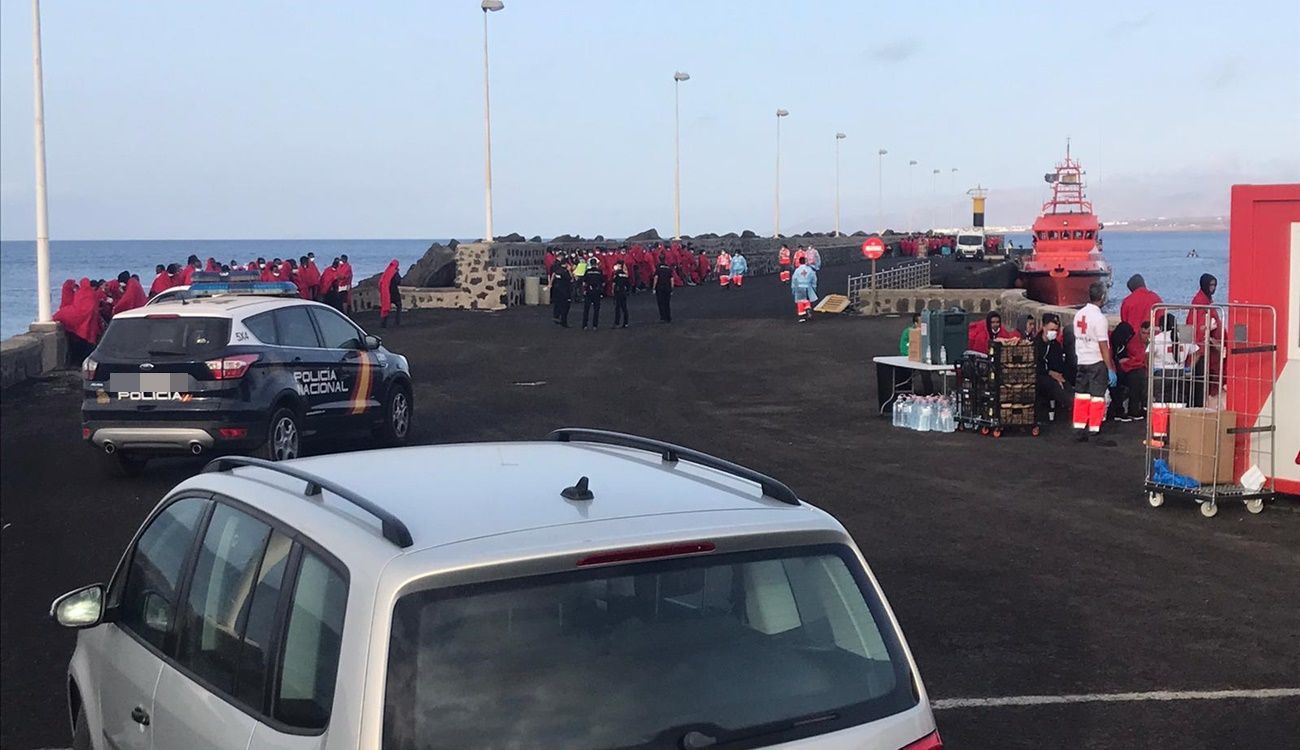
[0,231,1227,339]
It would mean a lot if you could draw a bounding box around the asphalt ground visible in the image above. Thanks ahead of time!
[3,259,1298,749]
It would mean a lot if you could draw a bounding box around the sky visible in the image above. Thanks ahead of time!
[0,0,1297,241]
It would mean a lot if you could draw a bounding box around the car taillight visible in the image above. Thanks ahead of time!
[576,541,715,567]
[81,357,98,381]
[899,731,943,750]
[218,428,248,439]
[205,353,260,380]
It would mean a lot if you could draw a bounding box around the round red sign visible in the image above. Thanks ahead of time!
[861,237,886,260]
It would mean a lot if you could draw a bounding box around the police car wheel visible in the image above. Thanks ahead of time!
[262,408,301,461]
[98,450,147,478]
[378,385,412,446]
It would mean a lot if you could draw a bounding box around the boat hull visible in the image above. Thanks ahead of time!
[1019,267,1113,307]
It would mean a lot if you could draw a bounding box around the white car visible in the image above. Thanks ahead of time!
[52,429,941,749]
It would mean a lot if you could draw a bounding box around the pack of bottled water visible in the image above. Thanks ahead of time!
[892,394,957,433]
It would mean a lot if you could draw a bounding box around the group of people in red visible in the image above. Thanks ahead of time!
[52,251,358,363]
[141,253,356,309]
[543,241,722,294]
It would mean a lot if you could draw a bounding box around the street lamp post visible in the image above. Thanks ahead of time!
[480,0,504,243]
[876,148,888,233]
[907,160,918,232]
[774,108,788,238]
[673,71,690,239]
[31,0,51,324]
[834,133,846,236]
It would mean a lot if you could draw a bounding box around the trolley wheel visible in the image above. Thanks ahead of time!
[980,426,990,435]
[1245,498,1265,515]
[1030,425,1041,437]
[1199,501,1218,519]
[991,428,1003,438]
[1147,491,1164,508]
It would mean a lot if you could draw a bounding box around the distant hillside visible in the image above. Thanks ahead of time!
[1104,216,1228,232]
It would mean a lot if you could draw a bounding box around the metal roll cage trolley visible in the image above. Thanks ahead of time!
[1143,303,1278,518]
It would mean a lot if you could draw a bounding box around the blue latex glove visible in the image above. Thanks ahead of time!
[1108,370,1118,388]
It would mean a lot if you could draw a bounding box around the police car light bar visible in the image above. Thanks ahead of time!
[189,271,298,298]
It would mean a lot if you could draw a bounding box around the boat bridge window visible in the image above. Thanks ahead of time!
[1047,231,1058,240]
[1085,230,1095,239]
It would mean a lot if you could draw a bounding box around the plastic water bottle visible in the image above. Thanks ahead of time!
[918,397,933,432]
[940,345,948,365]
[892,396,905,427]
[939,398,956,432]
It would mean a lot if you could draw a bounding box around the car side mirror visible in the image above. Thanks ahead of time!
[50,584,105,629]
[362,334,382,351]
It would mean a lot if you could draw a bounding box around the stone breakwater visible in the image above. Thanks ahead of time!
[353,237,869,313]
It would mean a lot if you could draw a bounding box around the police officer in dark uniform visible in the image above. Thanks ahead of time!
[653,253,674,323]
[550,259,573,328]
[581,257,605,330]
[612,260,632,328]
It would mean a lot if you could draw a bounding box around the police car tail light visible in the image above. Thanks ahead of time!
[81,357,98,381]
[205,353,260,380]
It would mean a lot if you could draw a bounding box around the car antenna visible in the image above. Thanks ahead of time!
[561,476,593,501]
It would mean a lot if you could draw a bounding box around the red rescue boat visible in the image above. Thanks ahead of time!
[1019,144,1113,306]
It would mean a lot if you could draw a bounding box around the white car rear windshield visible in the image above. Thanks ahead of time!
[383,544,916,749]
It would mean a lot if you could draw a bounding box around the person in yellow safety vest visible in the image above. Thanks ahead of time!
[778,245,792,283]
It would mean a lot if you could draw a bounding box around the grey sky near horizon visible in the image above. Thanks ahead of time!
[1,0,1297,241]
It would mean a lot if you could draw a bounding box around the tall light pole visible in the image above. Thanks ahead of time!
[773,108,788,238]
[673,71,690,239]
[907,160,918,232]
[834,132,846,236]
[931,168,940,230]
[876,148,888,233]
[480,0,504,243]
[31,0,51,324]
[950,167,959,228]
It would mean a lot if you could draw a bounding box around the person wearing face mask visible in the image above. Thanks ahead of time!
[1035,313,1073,425]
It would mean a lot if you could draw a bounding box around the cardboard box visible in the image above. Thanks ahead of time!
[1168,407,1236,484]
[908,328,922,362]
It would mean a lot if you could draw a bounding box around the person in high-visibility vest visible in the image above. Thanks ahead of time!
[729,251,748,289]
[793,245,807,268]
[778,245,792,283]
[716,250,732,286]
[791,256,818,322]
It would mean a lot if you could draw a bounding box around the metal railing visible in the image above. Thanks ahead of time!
[847,260,931,300]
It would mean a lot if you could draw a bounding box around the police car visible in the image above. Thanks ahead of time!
[81,277,413,475]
